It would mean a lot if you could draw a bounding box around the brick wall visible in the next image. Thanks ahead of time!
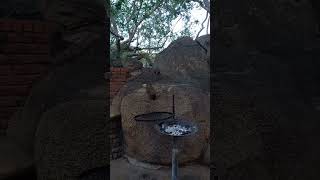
[109,67,130,160]
[0,19,54,134]
[109,67,129,99]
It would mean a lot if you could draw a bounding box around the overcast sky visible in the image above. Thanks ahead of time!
[164,3,210,48]
[130,2,210,50]
[174,4,210,37]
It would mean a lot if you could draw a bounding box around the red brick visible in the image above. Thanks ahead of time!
[3,43,49,54]
[7,54,50,64]
[0,85,30,96]
[111,68,121,72]
[110,87,123,92]
[11,22,23,32]
[43,24,50,33]
[7,32,49,43]
[0,96,24,107]
[0,65,12,76]
[111,73,127,78]
[0,21,12,31]
[0,114,11,120]
[121,71,129,75]
[0,119,8,130]
[110,82,125,85]
[12,64,47,75]
[0,107,19,116]
[30,33,49,43]
[110,88,121,92]
[0,74,42,85]
[110,77,127,82]
[33,23,45,33]
[110,92,118,96]
[121,68,129,72]
[7,33,33,43]
[0,54,9,64]
[23,22,33,32]
[110,89,120,93]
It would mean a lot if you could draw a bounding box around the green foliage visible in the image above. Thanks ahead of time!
[109,0,200,66]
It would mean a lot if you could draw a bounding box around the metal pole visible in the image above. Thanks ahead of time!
[172,94,175,119]
[172,136,178,180]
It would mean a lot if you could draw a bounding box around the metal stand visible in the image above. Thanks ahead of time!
[137,94,198,180]
[171,95,178,180]
[172,136,178,180]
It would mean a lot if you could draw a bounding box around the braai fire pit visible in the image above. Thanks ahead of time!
[134,112,174,122]
[134,95,198,180]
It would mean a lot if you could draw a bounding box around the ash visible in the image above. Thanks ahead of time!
[163,124,192,136]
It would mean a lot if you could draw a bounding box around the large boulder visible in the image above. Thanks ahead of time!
[111,35,210,165]
[35,100,108,179]
[111,68,163,118]
[215,0,317,54]
[153,37,209,91]
[212,52,320,178]
[120,82,210,165]
[195,34,210,62]
[7,57,106,157]
[6,73,56,156]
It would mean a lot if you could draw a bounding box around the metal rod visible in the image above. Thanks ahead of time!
[172,94,175,119]
[172,136,178,180]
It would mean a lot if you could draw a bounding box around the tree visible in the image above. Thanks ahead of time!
[108,0,210,66]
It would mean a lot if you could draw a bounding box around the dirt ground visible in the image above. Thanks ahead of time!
[110,157,210,180]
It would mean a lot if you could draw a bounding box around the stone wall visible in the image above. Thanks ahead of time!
[0,19,54,135]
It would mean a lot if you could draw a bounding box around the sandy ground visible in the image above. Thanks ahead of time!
[110,157,210,180]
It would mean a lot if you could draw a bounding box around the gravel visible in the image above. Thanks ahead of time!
[163,124,192,136]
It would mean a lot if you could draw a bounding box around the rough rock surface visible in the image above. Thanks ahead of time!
[212,52,320,179]
[215,0,317,54]
[0,136,33,179]
[2,0,108,179]
[120,83,209,165]
[111,68,163,118]
[35,100,108,180]
[6,56,106,157]
[111,35,210,165]
[195,34,210,63]
[202,143,210,166]
[153,37,209,91]
[123,60,143,72]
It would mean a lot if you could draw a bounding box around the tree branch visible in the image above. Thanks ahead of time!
[122,0,167,45]
[206,15,210,34]
[133,46,164,50]
[126,0,138,23]
[192,0,210,13]
[196,11,209,38]
[110,30,124,40]
[110,15,124,40]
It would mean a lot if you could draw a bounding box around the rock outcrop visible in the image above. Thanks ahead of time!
[153,37,209,91]
[3,0,108,179]
[121,83,209,165]
[212,52,320,178]
[113,36,210,165]
[35,100,108,179]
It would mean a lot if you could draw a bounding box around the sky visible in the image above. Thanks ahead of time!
[163,3,210,48]
[174,4,210,37]
[128,1,210,51]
